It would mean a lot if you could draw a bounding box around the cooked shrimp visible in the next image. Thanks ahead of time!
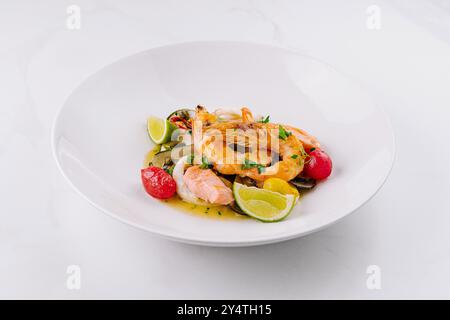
[241,107,254,123]
[212,132,305,181]
[283,125,321,150]
[195,105,217,126]
[243,107,320,150]
[195,109,305,181]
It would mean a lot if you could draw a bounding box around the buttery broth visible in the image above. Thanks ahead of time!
[162,196,248,220]
[144,148,160,167]
[144,151,247,220]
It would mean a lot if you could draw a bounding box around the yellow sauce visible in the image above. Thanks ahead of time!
[162,196,248,220]
[144,148,159,167]
[144,150,247,220]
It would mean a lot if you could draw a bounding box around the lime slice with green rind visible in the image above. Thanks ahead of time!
[147,116,176,144]
[233,183,295,222]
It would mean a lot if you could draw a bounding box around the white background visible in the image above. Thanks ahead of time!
[1,0,450,299]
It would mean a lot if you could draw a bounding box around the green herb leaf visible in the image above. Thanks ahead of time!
[278,125,292,141]
[299,146,308,159]
[199,156,212,169]
[259,115,270,123]
[310,147,316,152]
[291,154,298,159]
[242,159,266,173]
[164,166,174,176]
[242,159,255,169]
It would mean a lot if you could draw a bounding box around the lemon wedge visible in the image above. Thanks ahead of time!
[233,183,295,222]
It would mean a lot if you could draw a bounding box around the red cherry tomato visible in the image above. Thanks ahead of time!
[304,149,332,180]
[141,167,177,199]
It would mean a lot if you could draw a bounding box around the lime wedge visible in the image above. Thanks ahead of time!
[233,183,295,222]
[147,116,176,144]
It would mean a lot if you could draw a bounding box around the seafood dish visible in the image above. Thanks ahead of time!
[141,106,332,222]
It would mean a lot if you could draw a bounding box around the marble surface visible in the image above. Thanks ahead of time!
[1,0,450,299]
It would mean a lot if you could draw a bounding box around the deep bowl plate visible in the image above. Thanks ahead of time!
[52,41,395,246]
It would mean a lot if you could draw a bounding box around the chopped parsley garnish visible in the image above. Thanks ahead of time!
[242,159,266,173]
[259,115,270,123]
[164,166,174,176]
[199,156,212,169]
[291,154,298,159]
[241,159,257,169]
[296,147,310,164]
[278,125,292,140]
[310,147,316,152]
[300,147,309,159]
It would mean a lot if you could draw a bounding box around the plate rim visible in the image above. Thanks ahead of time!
[51,40,396,247]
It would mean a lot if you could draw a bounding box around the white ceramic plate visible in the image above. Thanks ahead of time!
[52,41,395,247]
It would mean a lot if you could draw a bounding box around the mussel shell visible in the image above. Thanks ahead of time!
[167,108,195,121]
[290,177,316,190]
[229,201,247,215]
[149,150,173,168]
[234,175,257,187]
